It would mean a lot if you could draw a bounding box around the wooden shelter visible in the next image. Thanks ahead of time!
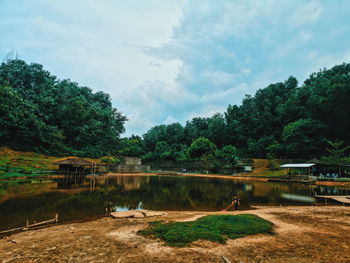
[53,158,95,176]
[307,159,350,178]
[280,163,315,179]
[280,161,350,178]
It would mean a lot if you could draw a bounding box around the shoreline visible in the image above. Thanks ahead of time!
[1,172,350,187]
[104,172,350,186]
[1,206,349,262]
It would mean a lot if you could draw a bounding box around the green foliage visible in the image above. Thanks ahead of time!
[199,153,217,171]
[3,58,350,161]
[216,145,238,167]
[138,214,272,247]
[282,118,327,158]
[0,59,127,157]
[320,140,350,176]
[189,137,217,159]
[118,135,145,158]
[324,140,350,163]
[142,63,350,160]
[248,136,276,158]
[266,143,285,159]
[101,156,121,164]
[188,138,218,171]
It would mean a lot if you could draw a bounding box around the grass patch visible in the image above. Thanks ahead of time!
[138,214,272,247]
[0,146,103,179]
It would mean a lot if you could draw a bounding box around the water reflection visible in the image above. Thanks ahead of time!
[0,175,349,231]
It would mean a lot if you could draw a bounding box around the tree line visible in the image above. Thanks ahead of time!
[0,59,127,157]
[119,63,350,163]
[1,59,350,163]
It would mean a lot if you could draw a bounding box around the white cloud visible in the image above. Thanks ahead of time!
[0,0,186,136]
[163,115,178,125]
[1,0,350,136]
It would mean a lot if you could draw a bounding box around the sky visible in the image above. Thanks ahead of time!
[1,0,350,136]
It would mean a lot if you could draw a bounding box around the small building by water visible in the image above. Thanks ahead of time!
[280,163,315,179]
[53,157,96,176]
[111,157,150,173]
[280,161,350,179]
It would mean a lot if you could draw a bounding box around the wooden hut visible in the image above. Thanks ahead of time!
[307,159,350,178]
[53,158,94,176]
[280,161,350,179]
[280,163,315,179]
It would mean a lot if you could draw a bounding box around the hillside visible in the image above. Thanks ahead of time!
[0,147,100,179]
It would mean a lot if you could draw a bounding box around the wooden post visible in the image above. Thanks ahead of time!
[221,256,232,263]
[55,214,59,224]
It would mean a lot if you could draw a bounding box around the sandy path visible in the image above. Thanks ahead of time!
[0,206,349,263]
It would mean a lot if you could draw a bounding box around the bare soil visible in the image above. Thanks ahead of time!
[1,206,349,263]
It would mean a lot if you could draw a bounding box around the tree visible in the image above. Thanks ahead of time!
[169,144,189,161]
[154,141,172,161]
[184,118,210,145]
[0,86,66,153]
[247,136,275,158]
[118,136,145,158]
[189,137,217,172]
[200,154,217,172]
[189,137,217,159]
[143,125,167,151]
[134,62,350,160]
[224,104,240,147]
[0,59,127,157]
[207,113,226,147]
[165,123,184,145]
[321,140,350,176]
[216,145,238,168]
[301,64,350,144]
[282,118,327,158]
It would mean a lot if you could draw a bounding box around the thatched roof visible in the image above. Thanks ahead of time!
[53,158,93,166]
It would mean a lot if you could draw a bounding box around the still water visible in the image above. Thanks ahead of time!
[0,175,349,231]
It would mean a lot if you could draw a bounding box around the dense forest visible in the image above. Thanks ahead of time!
[119,64,350,163]
[0,59,127,157]
[1,59,350,163]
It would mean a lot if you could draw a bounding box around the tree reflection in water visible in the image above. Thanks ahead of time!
[0,175,349,231]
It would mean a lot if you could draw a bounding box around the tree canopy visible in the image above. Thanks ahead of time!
[0,59,127,157]
[2,59,350,163]
[138,63,350,162]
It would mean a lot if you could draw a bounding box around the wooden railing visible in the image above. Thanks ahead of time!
[0,214,58,236]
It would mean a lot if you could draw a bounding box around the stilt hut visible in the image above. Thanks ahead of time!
[279,163,316,180]
[53,158,93,177]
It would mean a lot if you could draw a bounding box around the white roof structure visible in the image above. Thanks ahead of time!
[280,163,316,168]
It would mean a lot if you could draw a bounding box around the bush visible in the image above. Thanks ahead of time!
[100,156,121,164]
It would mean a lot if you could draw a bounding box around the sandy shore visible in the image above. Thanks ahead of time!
[1,206,349,263]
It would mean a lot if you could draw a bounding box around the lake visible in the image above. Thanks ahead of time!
[1,175,349,231]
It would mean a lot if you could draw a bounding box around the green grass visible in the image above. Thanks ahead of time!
[138,214,272,247]
[0,166,47,179]
[0,147,102,180]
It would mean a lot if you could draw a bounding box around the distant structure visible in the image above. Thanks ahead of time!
[279,163,315,179]
[280,161,350,179]
[112,157,150,173]
[53,157,98,176]
[237,159,253,173]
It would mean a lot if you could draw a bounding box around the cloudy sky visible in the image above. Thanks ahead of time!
[1,0,350,136]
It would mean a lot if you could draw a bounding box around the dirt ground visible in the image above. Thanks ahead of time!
[1,206,349,263]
